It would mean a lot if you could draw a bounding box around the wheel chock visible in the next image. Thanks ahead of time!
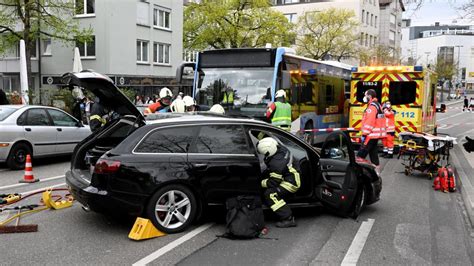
[41,189,73,210]
[128,217,166,241]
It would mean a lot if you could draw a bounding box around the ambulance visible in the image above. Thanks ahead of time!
[349,65,438,144]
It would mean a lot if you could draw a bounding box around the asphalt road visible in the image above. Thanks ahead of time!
[1,104,473,265]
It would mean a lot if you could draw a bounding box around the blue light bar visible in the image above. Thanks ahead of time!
[351,67,358,72]
[414,65,423,71]
[308,69,317,75]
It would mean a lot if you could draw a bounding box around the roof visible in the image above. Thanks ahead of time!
[379,0,405,11]
[145,113,269,126]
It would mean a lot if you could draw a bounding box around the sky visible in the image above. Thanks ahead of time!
[403,0,473,26]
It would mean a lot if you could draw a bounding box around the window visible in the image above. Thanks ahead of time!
[361,9,365,23]
[284,0,300,3]
[25,109,50,126]
[375,16,377,28]
[370,14,373,26]
[153,7,170,29]
[76,36,95,58]
[284,13,297,23]
[365,33,368,46]
[195,125,249,154]
[42,39,51,55]
[389,81,416,105]
[137,1,150,26]
[389,30,396,41]
[135,127,196,153]
[390,13,396,24]
[75,0,95,16]
[369,35,373,47]
[360,33,364,45]
[325,85,334,104]
[321,133,350,162]
[137,40,149,63]
[366,12,369,25]
[153,43,170,64]
[356,81,382,102]
[47,109,77,127]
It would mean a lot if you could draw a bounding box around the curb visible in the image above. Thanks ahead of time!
[452,148,474,227]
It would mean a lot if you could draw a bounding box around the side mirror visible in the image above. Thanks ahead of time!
[281,71,291,89]
[176,62,196,84]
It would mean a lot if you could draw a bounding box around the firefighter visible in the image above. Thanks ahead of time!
[183,96,197,112]
[356,89,386,166]
[143,87,173,115]
[89,97,108,132]
[266,90,291,131]
[170,98,186,113]
[382,101,395,158]
[209,104,225,115]
[221,86,234,106]
[257,137,300,228]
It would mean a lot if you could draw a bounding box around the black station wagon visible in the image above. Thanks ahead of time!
[64,71,382,233]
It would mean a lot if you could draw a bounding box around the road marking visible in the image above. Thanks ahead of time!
[340,218,375,266]
[133,223,214,266]
[457,127,474,138]
[438,112,465,122]
[0,175,65,191]
[22,183,66,195]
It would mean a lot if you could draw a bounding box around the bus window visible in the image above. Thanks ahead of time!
[389,81,416,105]
[356,81,382,102]
[325,85,334,104]
[300,82,313,104]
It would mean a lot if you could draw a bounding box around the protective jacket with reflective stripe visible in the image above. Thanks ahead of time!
[361,99,386,139]
[271,102,292,128]
[384,109,395,133]
[261,145,300,194]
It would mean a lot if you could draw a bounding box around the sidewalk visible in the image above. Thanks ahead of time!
[452,146,474,227]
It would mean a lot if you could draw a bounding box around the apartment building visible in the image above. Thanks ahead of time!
[378,0,404,59]
[0,0,183,103]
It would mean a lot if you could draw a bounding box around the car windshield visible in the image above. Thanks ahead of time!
[195,67,273,108]
[0,107,17,121]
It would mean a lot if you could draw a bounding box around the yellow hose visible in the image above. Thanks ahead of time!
[0,206,49,226]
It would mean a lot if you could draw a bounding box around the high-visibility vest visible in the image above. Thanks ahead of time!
[384,109,395,133]
[361,99,386,139]
[223,91,234,104]
[271,102,291,129]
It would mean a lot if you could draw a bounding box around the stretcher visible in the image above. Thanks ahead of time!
[397,132,456,178]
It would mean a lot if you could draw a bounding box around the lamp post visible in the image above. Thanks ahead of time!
[455,45,463,89]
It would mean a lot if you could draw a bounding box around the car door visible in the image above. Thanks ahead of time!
[316,131,359,214]
[18,108,57,156]
[46,108,89,153]
[188,124,261,204]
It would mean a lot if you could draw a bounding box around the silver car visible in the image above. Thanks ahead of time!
[0,105,91,169]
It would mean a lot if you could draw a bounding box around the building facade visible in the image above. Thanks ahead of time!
[378,0,404,59]
[0,0,184,104]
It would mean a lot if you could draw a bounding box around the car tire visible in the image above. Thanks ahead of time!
[7,142,32,170]
[146,184,197,234]
[349,183,366,219]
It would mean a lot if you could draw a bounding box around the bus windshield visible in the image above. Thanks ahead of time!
[195,67,273,108]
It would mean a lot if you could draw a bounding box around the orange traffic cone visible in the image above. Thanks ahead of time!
[19,154,39,183]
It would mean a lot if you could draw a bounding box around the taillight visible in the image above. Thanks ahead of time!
[94,159,121,174]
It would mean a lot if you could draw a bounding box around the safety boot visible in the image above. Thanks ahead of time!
[276,216,297,228]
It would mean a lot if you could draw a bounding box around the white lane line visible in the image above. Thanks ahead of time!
[457,127,474,138]
[22,183,66,195]
[340,218,375,266]
[437,112,465,122]
[0,175,65,191]
[133,223,214,266]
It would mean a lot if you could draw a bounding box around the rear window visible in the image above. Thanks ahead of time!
[0,107,17,121]
[356,81,382,102]
[389,81,416,105]
[135,126,196,153]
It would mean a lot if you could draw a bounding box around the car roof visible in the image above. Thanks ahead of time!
[145,113,269,126]
[1,105,63,110]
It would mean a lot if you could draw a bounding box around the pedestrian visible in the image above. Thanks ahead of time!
[89,97,108,132]
[84,96,93,124]
[266,89,292,131]
[382,101,395,158]
[470,97,474,112]
[356,89,386,166]
[257,137,300,228]
[134,95,143,105]
[0,89,9,105]
[143,87,173,115]
[463,96,469,112]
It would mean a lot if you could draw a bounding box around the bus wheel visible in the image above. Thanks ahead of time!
[304,121,313,145]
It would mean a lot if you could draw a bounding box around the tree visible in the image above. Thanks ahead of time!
[359,44,401,66]
[0,0,92,95]
[434,57,456,81]
[184,0,295,50]
[295,8,360,61]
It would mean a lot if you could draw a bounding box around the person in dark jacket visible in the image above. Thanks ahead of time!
[257,137,300,228]
[0,89,9,105]
[89,97,107,132]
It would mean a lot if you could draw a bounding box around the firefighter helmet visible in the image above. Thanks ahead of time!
[159,87,173,99]
[182,96,196,107]
[209,104,225,115]
[257,137,278,157]
[275,90,286,99]
[170,99,185,113]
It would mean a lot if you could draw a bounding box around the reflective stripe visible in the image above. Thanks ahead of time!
[271,102,291,127]
[269,172,283,180]
[279,166,301,193]
[261,179,268,188]
[90,115,106,125]
[269,193,286,211]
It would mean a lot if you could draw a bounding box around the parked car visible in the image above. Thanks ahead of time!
[64,71,382,234]
[0,105,91,169]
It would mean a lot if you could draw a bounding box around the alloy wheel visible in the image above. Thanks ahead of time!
[154,190,192,229]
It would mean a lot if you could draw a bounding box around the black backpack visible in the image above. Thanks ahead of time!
[223,195,265,239]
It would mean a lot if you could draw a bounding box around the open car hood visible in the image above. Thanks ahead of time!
[61,71,144,121]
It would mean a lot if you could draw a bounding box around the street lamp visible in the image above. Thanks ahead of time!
[455,45,463,89]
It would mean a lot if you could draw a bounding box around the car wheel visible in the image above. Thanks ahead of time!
[349,184,366,219]
[146,184,197,234]
[7,143,32,170]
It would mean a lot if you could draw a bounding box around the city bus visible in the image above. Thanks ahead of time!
[176,47,352,144]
